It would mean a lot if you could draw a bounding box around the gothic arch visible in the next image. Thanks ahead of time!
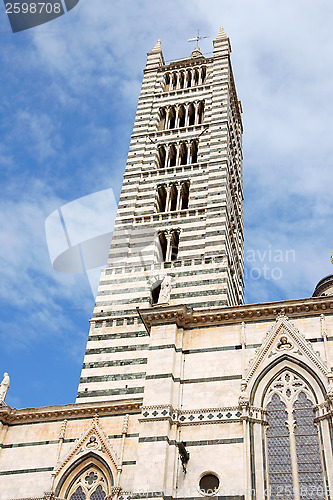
[55,452,114,499]
[250,355,327,407]
[249,359,332,500]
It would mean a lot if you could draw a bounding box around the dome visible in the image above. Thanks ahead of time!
[312,274,333,297]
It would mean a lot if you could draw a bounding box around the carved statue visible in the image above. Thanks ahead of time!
[276,335,292,350]
[158,275,172,304]
[0,372,10,404]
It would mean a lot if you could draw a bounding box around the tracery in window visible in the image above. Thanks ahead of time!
[264,371,326,500]
[66,466,108,500]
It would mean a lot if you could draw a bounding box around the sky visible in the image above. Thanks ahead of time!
[0,0,332,409]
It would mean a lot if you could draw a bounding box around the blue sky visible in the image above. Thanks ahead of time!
[0,0,332,409]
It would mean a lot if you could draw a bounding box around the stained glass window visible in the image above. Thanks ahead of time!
[65,466,108,500]
[266,394,293,499]
[265,371,326,500]
[70,486,86,500]
[294,392,325,499]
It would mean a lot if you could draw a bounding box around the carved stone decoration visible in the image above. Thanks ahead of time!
[244,316,330,389]
[0,372,10,404]
[122,414,129,435]
[158,275,172,304]
[52,416,120,492]
[276,335,293,350]
[85,434,99,450]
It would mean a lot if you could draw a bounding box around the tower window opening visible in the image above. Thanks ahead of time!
[178,105,186,128]
[158,108,166,131]
[179,72,184,89]
[171,73,177,91]
[193,68,199,86]
[169,107,176,129]
[158,232,168,262]
[198,102,204,124]
[180,182,190,209]
[170,230,179,261]
[157,145,166,169]
[201,66,206,84]
[179,142,187,165]
[188,103,195,126]
[164,74,170,92]
[156,185,167,212]
[186,70,192,88]
[190,140,198,164]
[169,183,178,212]
[151,280,162,304]
[168,144,177,168]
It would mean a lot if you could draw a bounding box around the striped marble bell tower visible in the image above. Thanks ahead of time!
[76,27,244,403]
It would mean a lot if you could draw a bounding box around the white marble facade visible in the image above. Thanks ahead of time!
[1,28,333,500]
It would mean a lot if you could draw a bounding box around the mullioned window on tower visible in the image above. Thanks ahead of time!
[157,141,198,169]
[156,181,190,213]
[158,101,204,130]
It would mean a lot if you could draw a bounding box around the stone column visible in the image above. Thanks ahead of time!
[165,232,173,261]
[194,101,199,125]
[133,313,184,498]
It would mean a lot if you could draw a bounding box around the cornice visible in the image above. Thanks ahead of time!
[138,295,333,332]
[0,399,143,425]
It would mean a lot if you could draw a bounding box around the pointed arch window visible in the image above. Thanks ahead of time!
[264,371,326,499]
[65,465,109,500]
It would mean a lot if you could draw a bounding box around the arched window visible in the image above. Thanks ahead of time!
[168,144,177,168]
[186,70,192,88]
[164,73,170,92]
[171,73,177,91]
[157,230,180,262]
[180,181,190,209]
[179,142,187,165]
[169,183,178,212]
[190,140,198,164]
[156,185,167,212]
[168,107,176,129]
[264,370,326,499]
[188,103,195,126]
[179,72,185,89]
[170,230,180,261]
[201,66,206,84]
[198,101,204,124]
[57,456,113,500]
[151,279,162,304]
[157,145,166,169]
[158,108,166,131]
[158,231,168,262]
[193,68,199,86]
[178,105,186,128]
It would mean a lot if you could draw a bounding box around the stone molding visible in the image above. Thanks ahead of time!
[0,399,143,425]
[139,404,265,425]
[52,416,121,480]
[244,315,329,387]
[138,295,333,332]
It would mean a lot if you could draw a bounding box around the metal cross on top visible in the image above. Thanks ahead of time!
[188,29,209,46]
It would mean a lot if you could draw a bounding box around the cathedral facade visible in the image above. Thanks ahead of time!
[1,28,333,500]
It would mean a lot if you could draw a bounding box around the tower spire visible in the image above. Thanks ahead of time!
[215,26,227,40]
[150,39,162,53]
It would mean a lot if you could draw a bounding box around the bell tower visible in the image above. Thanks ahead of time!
[76,27,244,403]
